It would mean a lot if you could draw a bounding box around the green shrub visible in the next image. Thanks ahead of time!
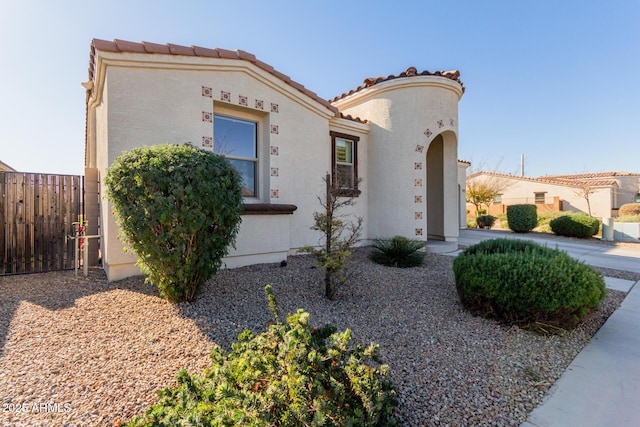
[370,235,426,267]
[536,212,565,233]
[619,203,640,216]
[476,214,497,229]
[477,208,487,215]
[616,215,640,222]
[506,204,538,233]
[453,239,606,328]
[466,218,478,228]
[550,214,600,238]
[123,286,398,426]
[104,144,243,302]
[496,213,508,229]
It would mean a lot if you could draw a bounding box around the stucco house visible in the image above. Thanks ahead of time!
[467,171,640,219]
[84,39,466,281]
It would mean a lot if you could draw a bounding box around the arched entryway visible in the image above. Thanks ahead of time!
[425,131,459,249]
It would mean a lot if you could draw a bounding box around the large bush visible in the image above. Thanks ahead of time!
[619,203,640,216]
[370,235,426,267]
[104,144,243,302]
[506,204,538,233]
[550,214,600,238]
[122,286,398,426]
[453,239,606,328]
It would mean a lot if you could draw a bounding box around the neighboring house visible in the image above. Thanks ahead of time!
[467,171,640,219]
[84,39,466,281]
[0,160,16,172]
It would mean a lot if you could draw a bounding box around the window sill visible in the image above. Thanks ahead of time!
[241,203,298,215]
[336,189,361,197]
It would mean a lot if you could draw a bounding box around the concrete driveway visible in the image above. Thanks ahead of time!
[458,229,640,273]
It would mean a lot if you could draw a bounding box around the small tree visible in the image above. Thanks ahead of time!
[466,172,511,216]
[573,180,596,217]
[104,144,243,302]
[301,174,363,299]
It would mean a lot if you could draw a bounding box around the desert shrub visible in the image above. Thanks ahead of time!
[536,212,565,233]
[496,213,508,229]
[616,215,640,222]
[123,286,398,426]
[104,144,243,302]
[477,208,487,215]
[466,218,478,228]
[476,214,497,229]
[370,235,426,267]
[506,204,538,233]
[550,214,600,238]
[453,239,606,328]
[619,203,640,216]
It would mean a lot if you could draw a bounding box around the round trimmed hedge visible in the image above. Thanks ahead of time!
[453,239,606,328]
[550,214,600,238]
[506,204,537,233]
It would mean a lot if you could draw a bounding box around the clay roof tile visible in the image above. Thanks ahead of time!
[141,41,171,54]
[192,45,220,58]
[215,48,237,59]
[167,43,195,56]
[113,39,146,53]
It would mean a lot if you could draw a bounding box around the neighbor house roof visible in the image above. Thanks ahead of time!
[89,39,339,114]
[330,66,465,102]
[544,172,640,179]
[0,160,16,172]
[467,171,618,189]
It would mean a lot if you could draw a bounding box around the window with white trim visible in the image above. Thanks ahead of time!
[534,192,546,204]
[214,115,258,197]
[330,131,360,196]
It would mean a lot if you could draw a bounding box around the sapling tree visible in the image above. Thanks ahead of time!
[301,174,363,299]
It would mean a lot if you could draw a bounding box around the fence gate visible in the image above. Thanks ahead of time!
[1,172,83,275]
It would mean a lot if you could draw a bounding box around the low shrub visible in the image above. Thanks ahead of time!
[467,218,478,228]
[536,212,565,233]
[477,208,487,215]
[616,215,640,223]
[619,203,640,216]
[453,239,606,328]
[123,286,398,426]
[496,213,508,229]
[370,235,426,267]
[476,214,497,229]
[506,204,538,233]
[550,214,600,238]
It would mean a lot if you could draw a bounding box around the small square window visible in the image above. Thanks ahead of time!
[493,194,502,204]
[534,192,546,204]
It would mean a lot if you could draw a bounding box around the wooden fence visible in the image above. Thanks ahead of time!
[1,172,83,275]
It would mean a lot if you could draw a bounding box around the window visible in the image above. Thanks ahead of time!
[330,131,360,196]
[636,193,640,203]
[493,194,502,204]
[534,192,546,204]
[214,115,258,197]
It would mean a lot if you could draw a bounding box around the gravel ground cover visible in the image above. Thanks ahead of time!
[0,249,635,426]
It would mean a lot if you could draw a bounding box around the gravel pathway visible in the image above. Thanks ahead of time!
[0,250,632,426]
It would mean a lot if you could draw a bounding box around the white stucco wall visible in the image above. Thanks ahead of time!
[89,52,370,280]
[333,77,463,242]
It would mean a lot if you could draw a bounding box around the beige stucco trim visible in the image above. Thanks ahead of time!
[328,117,369,135]
[88,53,336,120]
[332,76,464,110]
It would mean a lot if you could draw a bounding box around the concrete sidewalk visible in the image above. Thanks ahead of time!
[443,229,640,426]
[522,277,640,427]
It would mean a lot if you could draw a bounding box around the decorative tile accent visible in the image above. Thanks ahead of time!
[239,95,248,106]
[415,145,424,153]
[255,99,264,110]
[220,90,231,102]
[270,189,279,199]
[202,86,212,97]
[202,111,213,123]
[271,103,279,113]
[450,118,455,127]
[414,179,423,187]
[437,120,444,128]
[414,162,422,170]
[270,145,279,156]
[415,228,423,236]
[415,212,423,220]
[202,136,213,148]
[270,167,279,177]
[424,129,432,138]
[414,195,423,203]
[270,124,279,134]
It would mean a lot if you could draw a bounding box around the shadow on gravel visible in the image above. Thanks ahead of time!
[0,268,159,357]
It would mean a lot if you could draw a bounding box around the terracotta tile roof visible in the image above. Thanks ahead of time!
[339,113,368,124]
[458,159,471,165]
[330,66,465,103]
[467,171,618,188]
[89,39,339,114]
[544,172,640,179]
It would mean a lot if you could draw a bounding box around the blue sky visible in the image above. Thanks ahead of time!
[1,0,638,177]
